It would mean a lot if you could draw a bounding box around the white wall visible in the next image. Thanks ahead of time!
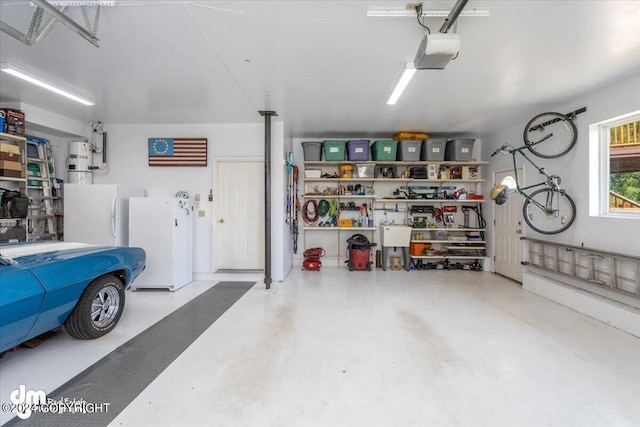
[91,121,291,281]
[483,72,640,261]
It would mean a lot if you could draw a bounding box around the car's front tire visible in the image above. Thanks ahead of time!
[64,275,125,340]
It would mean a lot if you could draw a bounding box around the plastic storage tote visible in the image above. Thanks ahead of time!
[347,140,370,161]
[371,140,398,161]
[397,140,422,161]
[356,163,375,178]
[445,139,475,161]
[302,141,322,161]
[421,138,447,161]
[323,140,346,161]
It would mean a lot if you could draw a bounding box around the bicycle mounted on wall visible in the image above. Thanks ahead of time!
[490,109,585,234]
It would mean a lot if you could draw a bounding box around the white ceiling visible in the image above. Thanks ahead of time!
[1,0,640,139]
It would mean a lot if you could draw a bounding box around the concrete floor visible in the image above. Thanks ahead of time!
[2,268,639,426]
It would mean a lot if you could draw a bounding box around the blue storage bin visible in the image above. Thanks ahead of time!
[347,140,370,161]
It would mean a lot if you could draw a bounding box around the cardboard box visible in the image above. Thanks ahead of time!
[0,169,23,178]
[0,108,25,136]
[0,143,21,161]
[462,166,479,180]
[0,160,22,172]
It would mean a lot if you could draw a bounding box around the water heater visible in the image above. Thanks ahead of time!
[68,141,93,184]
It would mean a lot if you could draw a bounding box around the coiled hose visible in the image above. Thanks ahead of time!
[302,199,319,224]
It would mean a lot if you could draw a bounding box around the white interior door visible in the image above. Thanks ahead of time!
[493,168,524,282]
[217,160,265,270]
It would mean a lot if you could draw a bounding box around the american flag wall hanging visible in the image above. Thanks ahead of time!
[148,138,208,166]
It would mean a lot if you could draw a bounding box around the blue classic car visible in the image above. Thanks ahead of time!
[0,241,145,355]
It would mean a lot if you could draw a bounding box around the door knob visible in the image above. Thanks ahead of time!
[219,218,224,223]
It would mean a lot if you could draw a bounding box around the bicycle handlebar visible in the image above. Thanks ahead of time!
[491,143,510,157]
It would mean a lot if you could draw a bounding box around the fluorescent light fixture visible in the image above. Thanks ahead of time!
[387,62,416,105]
[0,62,95,106]
[30,1,116,6]
[367,8,490,18]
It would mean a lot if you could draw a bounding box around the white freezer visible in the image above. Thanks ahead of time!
[63,184,145,246]
[129,197,194,291]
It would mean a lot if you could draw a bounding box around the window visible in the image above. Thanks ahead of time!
[609,117,640,212]
[591,111,640,216]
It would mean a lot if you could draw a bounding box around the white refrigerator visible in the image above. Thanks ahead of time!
[128,197,194,291]
[64,184,146,246]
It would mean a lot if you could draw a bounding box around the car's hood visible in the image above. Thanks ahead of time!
[0,242,113,265]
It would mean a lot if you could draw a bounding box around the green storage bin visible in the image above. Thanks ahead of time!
[371,140,398,161]
[323,140,346,161]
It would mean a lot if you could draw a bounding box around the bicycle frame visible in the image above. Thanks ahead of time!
[506,136,560,212]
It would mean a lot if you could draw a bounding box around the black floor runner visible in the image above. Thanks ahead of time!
[6,281,255,427]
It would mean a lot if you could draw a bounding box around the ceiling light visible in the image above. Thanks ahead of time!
[0,62,95,106]
[367,8,490,18]
[387,62,416,105]
[30,1,116,6]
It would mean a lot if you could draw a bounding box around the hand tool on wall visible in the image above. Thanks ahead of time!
[286,154,293,227]
[292,161,300,254]
[286,152,300,253]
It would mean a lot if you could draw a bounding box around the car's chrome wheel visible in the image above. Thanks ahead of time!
[64,275,125,340]
[91,285,121,328]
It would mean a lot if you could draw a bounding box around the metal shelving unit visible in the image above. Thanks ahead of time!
[301,172,376,265]
[301,157,488,269]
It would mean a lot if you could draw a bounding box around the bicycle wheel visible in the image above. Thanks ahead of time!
[523,188,576,234]
[523,112,577,158]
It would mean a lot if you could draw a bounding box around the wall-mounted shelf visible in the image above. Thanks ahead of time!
[304,227,377,231]
[0,132,26,142]
[304,160,488,167]
[0,133,28,242]
[300,150,487,270]
[303,194,374,199]
[377,198,486,204]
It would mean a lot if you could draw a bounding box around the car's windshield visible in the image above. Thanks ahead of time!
[0,254,16,266]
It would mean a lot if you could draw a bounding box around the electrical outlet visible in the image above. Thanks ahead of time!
[198,210,205,217]
[195,194,200,201]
